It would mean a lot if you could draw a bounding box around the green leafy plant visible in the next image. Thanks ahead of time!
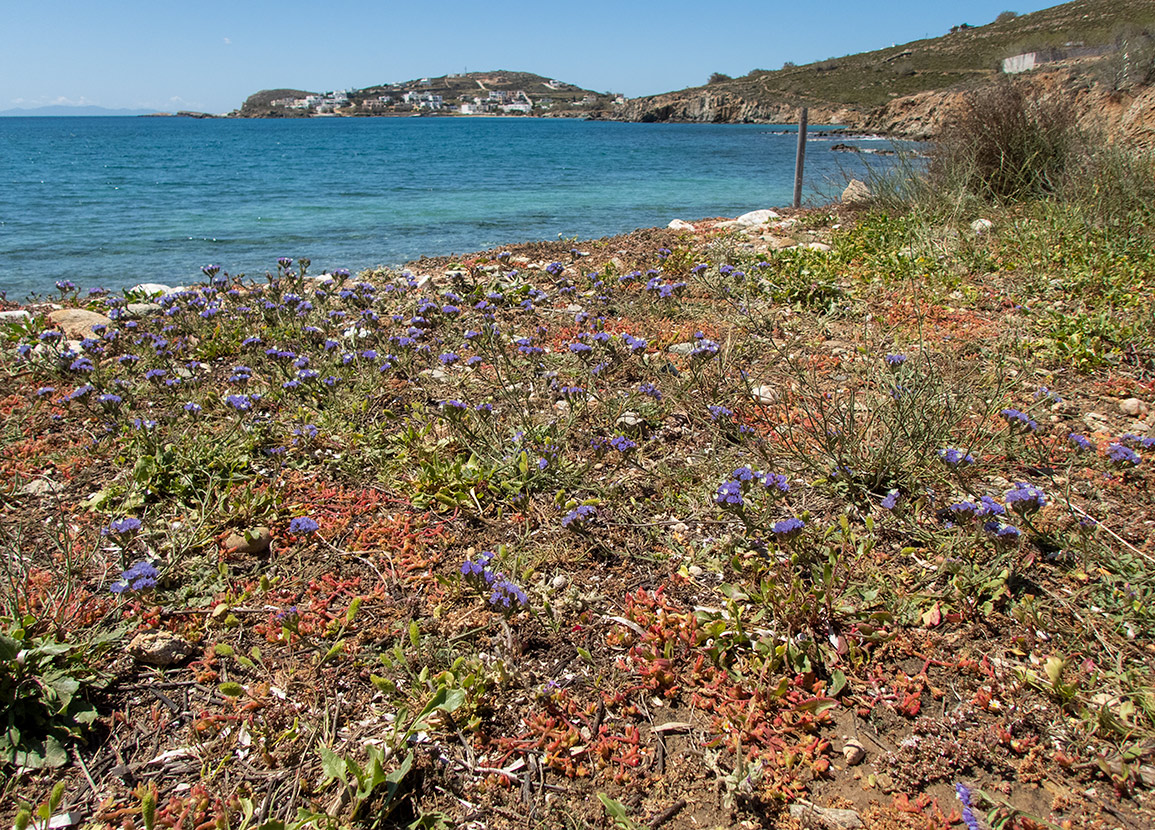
[0,616,118,768]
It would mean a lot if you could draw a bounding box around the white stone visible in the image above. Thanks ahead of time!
[124,302,162,319]
[751,385,779,405]
[736,209,780,227]
[971,218,994,234]
[804,242,832,252]
[129,283,173,297]
[668,219,695,231]
[667,342,695,356]
[0,309,32,324]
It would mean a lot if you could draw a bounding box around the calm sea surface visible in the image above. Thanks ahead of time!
[1,116,900,300]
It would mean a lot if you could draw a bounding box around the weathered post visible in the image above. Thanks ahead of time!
[793,106,808,209]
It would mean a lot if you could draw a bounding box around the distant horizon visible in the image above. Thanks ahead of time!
[3,1,1063,115]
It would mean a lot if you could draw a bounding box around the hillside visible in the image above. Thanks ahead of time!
[617,0,1155,134]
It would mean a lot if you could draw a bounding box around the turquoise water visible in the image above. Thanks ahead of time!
[1,116,897,299]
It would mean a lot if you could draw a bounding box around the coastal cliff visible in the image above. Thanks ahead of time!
[615,66,1155,147]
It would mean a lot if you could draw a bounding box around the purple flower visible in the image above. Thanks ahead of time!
[762,472,790,494]
[999,408,1038,433]
[881,489,900,510]
[638,382,662,400]
[110,560,159,594]
[609,436,637,453]
[690,340,720,360]
[561,505,596,528]
[439,352,460,366]
[108,517,142,535]
[225,394,253,411]
[771,517,805,540]
[1068,433,1093,452]
[288,517,320,535]
[1005,482,1046,516]
[938,447,975,468]
[885,353,907,368]
[707,405,732,421]
[1108,442,1141,466]
[714,480,744,508]
[946,501,981,523]
[730,467,756,482]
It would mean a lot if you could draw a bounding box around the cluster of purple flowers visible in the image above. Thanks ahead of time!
[999,408,1038,433]
[1005,482,1046,516]
[288,516,320,535]
[561,504,596,528]
[110,560,159,594]
[938,447,975,468]
[770,517,805,540]
[460,551,528,613]
[1108,442,1142,467]
[884,353,907,368]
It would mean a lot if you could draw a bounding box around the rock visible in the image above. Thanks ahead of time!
[224,526,272,555]
[129,283,173,297]
[842,739,866,765]
[0,309,32,324]
[750,385,779,405]
[667,342,695,356]
[129,630,194,667]
[551,574,568,591]
[667,219,695,231]
[788,801,864,829]
[804,242,833,252]
[1120,398,1149,418]
[736,209,780,227]
[616,411,646,434]
[767,236,798,250]
[124,302,163,319]
[971,218,994,235]
[46,308,113,340]
[1083,412,1112,433]
[841,179,872,206]
[18,479,63,497]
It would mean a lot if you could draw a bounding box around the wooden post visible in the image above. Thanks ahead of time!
[793,107,808,209]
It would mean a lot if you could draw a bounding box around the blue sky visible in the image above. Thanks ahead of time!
[3,0,1060,113]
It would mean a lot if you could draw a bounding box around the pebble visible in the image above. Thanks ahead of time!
[842,739,866,765]
[971,218,994,234]
[667,219,695,231]
[751,385,779,405]
[551,574,568,591]
[129,630,194,667]
[0,309,32,324]
[224,526,272,555]
[1120,397,1149,418]
[804,242,833,252]
[616,411,645,433]
[667,342,695,356]
[1083,411,1112,432]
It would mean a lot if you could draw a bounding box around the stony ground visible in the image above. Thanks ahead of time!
[2,204,1154,830]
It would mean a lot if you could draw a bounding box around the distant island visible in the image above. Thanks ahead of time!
[235,71,619,119]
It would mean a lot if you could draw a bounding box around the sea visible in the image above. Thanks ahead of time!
[0,116,907,300]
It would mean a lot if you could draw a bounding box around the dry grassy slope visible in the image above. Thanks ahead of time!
[616,0,1155,140]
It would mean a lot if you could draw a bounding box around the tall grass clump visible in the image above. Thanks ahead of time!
[929,79,1077,204]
